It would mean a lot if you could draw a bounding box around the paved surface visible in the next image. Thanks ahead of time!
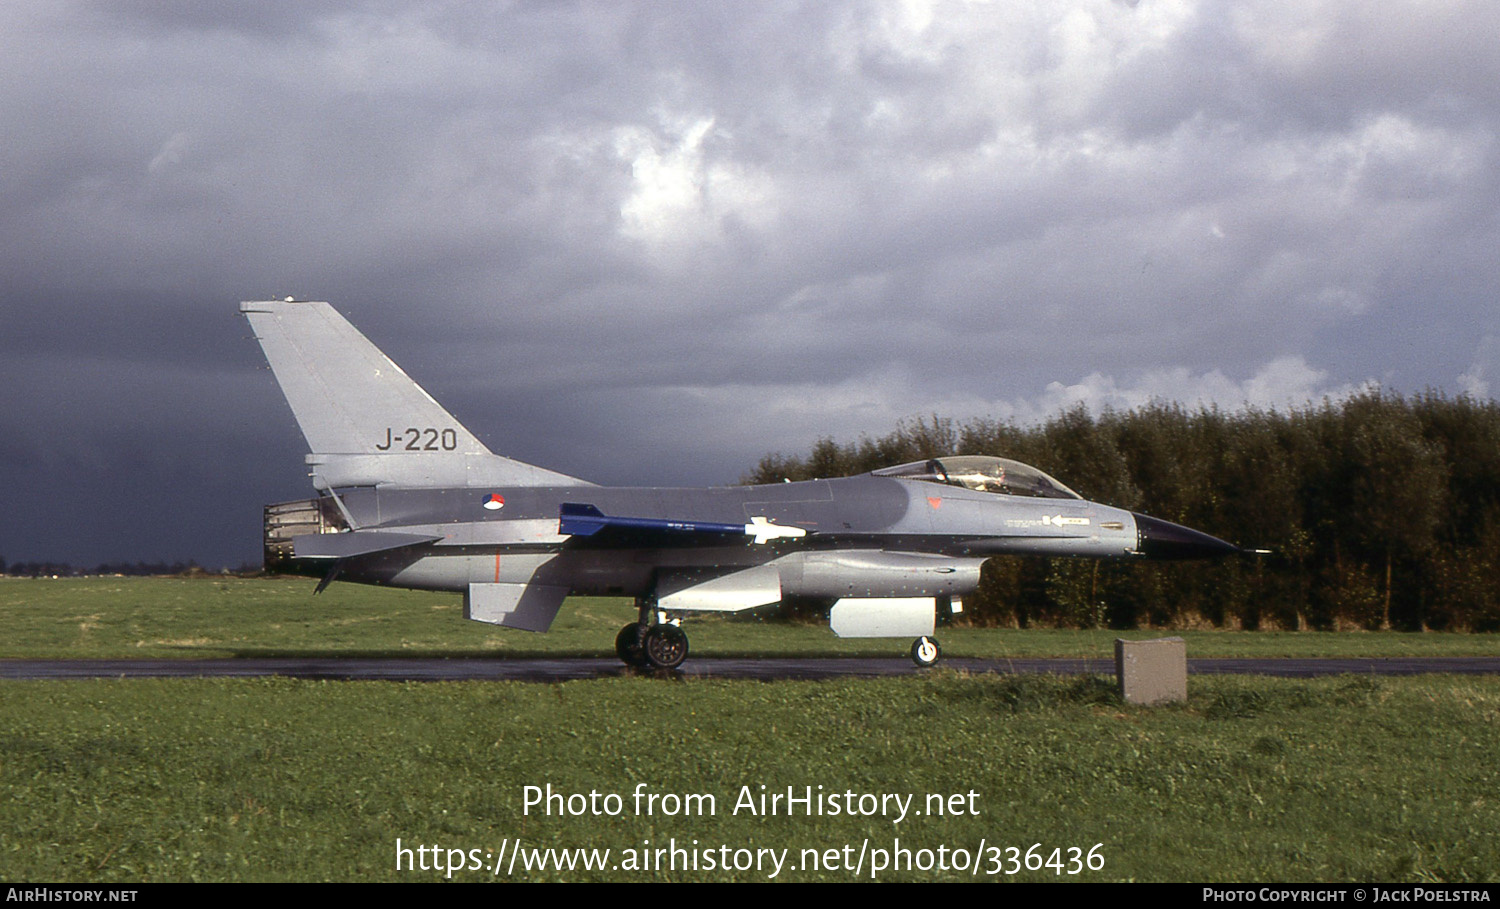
[4,656,1499,681]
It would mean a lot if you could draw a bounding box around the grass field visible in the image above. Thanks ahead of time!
[4,576,1497,661]
[3,673,1496,882]
[2,577,1497,883]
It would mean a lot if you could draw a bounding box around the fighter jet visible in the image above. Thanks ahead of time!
[244,299,1239,669]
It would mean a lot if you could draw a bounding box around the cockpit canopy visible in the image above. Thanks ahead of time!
[872,455,1081,500]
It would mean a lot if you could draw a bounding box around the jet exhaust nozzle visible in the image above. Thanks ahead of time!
[1133,513,1240,560]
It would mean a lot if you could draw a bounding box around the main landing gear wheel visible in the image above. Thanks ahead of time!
[911,636,941,668]
[643,623,689,670]
[615,623,646,667]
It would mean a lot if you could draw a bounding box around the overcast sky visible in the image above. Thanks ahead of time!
[3,0,1497,568]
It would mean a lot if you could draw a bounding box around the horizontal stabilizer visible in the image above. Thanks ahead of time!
[559,503,807,545]
[292,531,442,560]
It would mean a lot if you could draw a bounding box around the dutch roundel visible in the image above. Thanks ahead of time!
[482,493,505,511]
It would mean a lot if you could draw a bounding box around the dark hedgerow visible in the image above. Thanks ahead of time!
[747,392,1500,632]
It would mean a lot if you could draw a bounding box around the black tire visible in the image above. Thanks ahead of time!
[911,636,941,668]
[643,623,689,670]
[615,623,646,666]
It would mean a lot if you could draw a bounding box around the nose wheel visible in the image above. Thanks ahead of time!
[911,636,941,668]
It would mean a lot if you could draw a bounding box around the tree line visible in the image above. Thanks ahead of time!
[744,390,1500,632]
[0,560,253,578]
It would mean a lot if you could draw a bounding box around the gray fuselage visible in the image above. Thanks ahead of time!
[271,473,1142,602]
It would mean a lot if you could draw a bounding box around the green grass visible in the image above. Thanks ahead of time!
[1,673,1496,882]
[3,576,1497,660]
[4,577,1497,882]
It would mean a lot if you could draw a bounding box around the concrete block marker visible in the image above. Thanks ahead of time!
[1115,637,1187,705]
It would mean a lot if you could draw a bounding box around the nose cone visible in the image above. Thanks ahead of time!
[1133,513,1240,560]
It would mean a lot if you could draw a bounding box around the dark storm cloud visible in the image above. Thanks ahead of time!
[2,0,1498,566]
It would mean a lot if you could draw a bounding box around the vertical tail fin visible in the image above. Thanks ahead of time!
[241,299,489,457]
[242,299,590,489]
